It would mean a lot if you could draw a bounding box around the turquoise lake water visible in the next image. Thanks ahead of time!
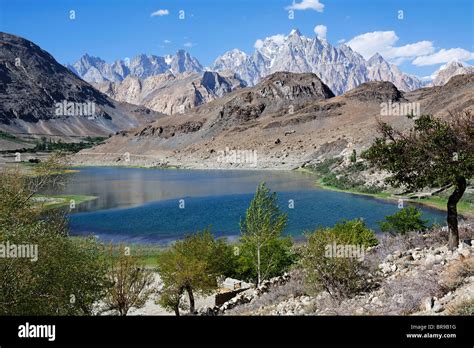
[56,167,446,244]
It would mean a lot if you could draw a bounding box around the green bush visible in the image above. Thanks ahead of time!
[235,236,296,284]
[327,219,379,247]
[300,219,378,300]
[310,158,382,194]
[379,206,428,235]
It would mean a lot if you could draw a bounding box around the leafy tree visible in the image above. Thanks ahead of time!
[239,182,290,286]
[157,229,234,315]
[379,206,428,235]
[0,155,110,315]
[103,244,154,316]
[157,285,184,316]
[363,112,473,249]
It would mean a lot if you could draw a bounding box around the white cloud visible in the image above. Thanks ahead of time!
[254,39,264,49]
[347,31,398,59]
[286,0,324,12]
[347,31,434,64]
[163,39,171,44]
[412,48,474,66]
[254,34,286,49]
[151,9,169,17]
[269,34,286,45]
[314,25,327,40]
[183,42,196,48]
[385,41,434,59]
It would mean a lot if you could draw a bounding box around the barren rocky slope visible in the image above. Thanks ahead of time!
[220,224,474,316]
[94,71,246,115]
[73,72,474,169]
[0,32,162,140]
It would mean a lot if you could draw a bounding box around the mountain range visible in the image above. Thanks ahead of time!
[73,70,474,170]
[67,50,203,83]
[212,29,423,94]
[93,71,246,115]
[1,31,473,162]
[69,29,430,95]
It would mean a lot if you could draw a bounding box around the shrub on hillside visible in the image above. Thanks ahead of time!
[447,299,474,315]
[157,229,236,315]
[300,219,378,301]
[379,206,428,235]
[103,244,154,316]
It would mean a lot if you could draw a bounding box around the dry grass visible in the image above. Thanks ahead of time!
[381,273,444,315]
[446,298,474,315]
[440,256,474,291]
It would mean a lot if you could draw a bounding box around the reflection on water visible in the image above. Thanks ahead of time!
[45,167,446,244]
[46,167,318,212]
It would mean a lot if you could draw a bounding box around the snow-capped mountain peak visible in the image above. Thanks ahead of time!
[429,60,474,86]
[69,50,203,83]
[212,29,422,94]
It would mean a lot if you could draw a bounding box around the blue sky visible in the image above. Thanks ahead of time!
[0,0,473,77]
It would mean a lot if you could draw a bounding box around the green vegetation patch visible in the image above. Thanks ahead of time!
[33,194,97,209]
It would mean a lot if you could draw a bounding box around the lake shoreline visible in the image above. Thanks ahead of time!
[61,166,447,247]
[66,163,471,218]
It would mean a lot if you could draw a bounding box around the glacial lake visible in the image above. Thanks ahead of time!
[53,167,445,244]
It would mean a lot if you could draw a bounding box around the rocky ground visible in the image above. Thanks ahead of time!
[71,73,474,171]
[112,223,474,317]
[215,224,474,316]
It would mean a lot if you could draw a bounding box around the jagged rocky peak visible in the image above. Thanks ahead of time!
[129,54,168,79]
[289,28,302,36]
[367,53,386,65]
[212,29,422,94]
[344,81,405,103]
[73,54,106,74]
[69,50,203,83]
[94,70,246,115]
[430,60,474,86]
[169,49,203,74]
[200,71,245,97]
